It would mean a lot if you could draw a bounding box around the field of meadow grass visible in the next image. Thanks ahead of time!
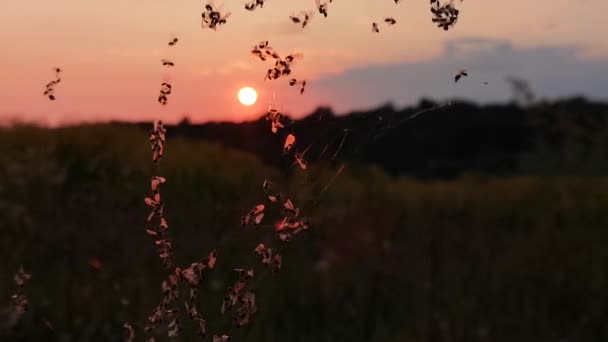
[2,124,608,341]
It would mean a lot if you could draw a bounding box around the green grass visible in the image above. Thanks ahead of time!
[1,124,608,341]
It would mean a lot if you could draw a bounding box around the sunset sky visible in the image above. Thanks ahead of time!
[1,0,607,126]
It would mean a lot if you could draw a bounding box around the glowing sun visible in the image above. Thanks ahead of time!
[238,87,257,105]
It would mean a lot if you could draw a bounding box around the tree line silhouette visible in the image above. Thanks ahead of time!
[126,97,608,179]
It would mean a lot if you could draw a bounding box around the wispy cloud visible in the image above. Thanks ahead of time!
[196,59,253,77]
[101,48,162,59]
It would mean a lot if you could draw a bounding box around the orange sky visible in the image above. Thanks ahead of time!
[1,0,606,126]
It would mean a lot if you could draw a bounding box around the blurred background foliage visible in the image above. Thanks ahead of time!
[2,98,608,341]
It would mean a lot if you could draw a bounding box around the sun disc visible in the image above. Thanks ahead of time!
[238,87,257,106]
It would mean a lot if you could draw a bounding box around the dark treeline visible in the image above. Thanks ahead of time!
[127,96,608,179]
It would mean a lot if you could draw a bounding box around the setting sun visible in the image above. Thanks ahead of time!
[238,87,257,106]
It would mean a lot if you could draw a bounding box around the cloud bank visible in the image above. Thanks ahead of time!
[308,38,608,113]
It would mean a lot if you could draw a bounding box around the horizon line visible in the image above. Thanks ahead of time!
[0,95,601,129]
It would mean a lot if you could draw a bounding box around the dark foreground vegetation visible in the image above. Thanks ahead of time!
[2,98,608,341]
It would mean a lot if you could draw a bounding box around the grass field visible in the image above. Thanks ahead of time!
[1,124,608,341]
